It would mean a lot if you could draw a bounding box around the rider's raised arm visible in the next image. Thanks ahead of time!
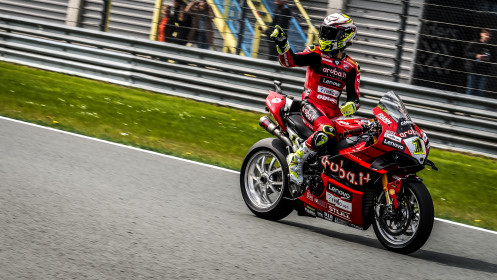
[270,25,321,69]
[279,47,321,68]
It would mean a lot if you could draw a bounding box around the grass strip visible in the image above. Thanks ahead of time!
[1,61,496,231]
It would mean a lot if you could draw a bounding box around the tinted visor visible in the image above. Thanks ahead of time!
[320,25,344,41]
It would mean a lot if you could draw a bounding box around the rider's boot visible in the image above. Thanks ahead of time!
[286,143,316,185]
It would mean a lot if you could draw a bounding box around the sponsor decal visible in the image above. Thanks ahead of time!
[327,185,352,201]
[304,205,317,216]
[328,204,351,221]
[317,86,340,97]
[377,113,392,125]
[382,138,406,152]
[321,53,332,59]
[321,157,371,186]
[399,127,420,138]
[306,192,327,208]
[301,104,319,123]
[336,120,350,127]
[260,117,272,130]
[323,212,334,222]
[321,67,346,77]
[316,210,324,218]
[317,67,346,79]
[314,198,327,208]
[384,130,402,142]
[326,192,352,211]
[317,94,338,103]
[320,77,343,88]
[422,131,428,142]
[306,191,313,201]
[400,120,414,126]
[271,98,282,104]
[306,191,313,200]
[283,52,290,66]
[322,213,362,229]
[327,213,348,226]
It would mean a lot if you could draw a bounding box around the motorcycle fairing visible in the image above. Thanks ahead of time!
[372,91,430,165]
[300,178,366,228]
[333,118,369,134]
[372,112,428,166]
[319,154,383,192]
[265,91,287,131]
[301,202,365,230]
[299,153,384,228]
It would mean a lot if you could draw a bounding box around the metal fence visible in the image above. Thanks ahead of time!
[2,1,497,98]
[339,0,424,83]
[1,14,496,157]
[338,0,497,98]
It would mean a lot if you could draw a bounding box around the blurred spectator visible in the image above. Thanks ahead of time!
[158,5,171,42]
[464,29,494,97]
[185,0,214,49]
[266,0,292,60]
[165,0,192,45]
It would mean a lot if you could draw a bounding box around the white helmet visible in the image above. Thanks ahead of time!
[319,13,357,53]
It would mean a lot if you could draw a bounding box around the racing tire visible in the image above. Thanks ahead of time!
[240,138,294,221]
[372,181,434,254]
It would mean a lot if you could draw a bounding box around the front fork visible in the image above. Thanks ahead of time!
[382,173,403,210]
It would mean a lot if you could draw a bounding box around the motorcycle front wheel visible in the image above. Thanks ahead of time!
[372,181,434,254]
[240,138,294,221]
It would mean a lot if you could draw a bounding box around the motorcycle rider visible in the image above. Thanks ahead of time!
[270,13,360,185]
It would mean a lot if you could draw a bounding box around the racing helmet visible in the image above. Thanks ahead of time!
[319,13,357,53]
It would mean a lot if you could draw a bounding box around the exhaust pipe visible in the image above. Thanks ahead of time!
[259,116,295,151]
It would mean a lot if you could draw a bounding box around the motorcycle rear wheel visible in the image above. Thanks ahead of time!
[240,138,294,221]
[372,181,434,254]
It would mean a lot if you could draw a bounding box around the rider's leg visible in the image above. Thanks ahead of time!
[287,141,315,185]
[287,119,336,185]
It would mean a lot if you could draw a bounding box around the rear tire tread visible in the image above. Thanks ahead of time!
[240,138,294,221]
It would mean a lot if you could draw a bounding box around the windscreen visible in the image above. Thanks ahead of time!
[377,91,412,124]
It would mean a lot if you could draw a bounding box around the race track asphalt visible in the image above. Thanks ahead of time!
[1,117,496,279]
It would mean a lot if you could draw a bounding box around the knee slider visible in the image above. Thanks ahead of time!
[311,131,329,150]
[322,125,336,136]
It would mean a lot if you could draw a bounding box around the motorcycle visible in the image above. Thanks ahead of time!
[240,81,438,254]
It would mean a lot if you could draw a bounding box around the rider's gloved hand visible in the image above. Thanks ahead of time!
[340,101,357,117]
[270,25,290,54]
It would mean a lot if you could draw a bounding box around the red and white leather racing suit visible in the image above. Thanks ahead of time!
[279,45,360,150]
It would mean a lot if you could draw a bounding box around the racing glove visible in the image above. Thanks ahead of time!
[270,25,290,54]
[340,101,357,117]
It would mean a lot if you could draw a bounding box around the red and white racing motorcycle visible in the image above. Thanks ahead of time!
[240,82,437,254]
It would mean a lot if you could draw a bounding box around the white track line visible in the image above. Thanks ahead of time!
[0,116,237,175]
[1,115,496,235]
